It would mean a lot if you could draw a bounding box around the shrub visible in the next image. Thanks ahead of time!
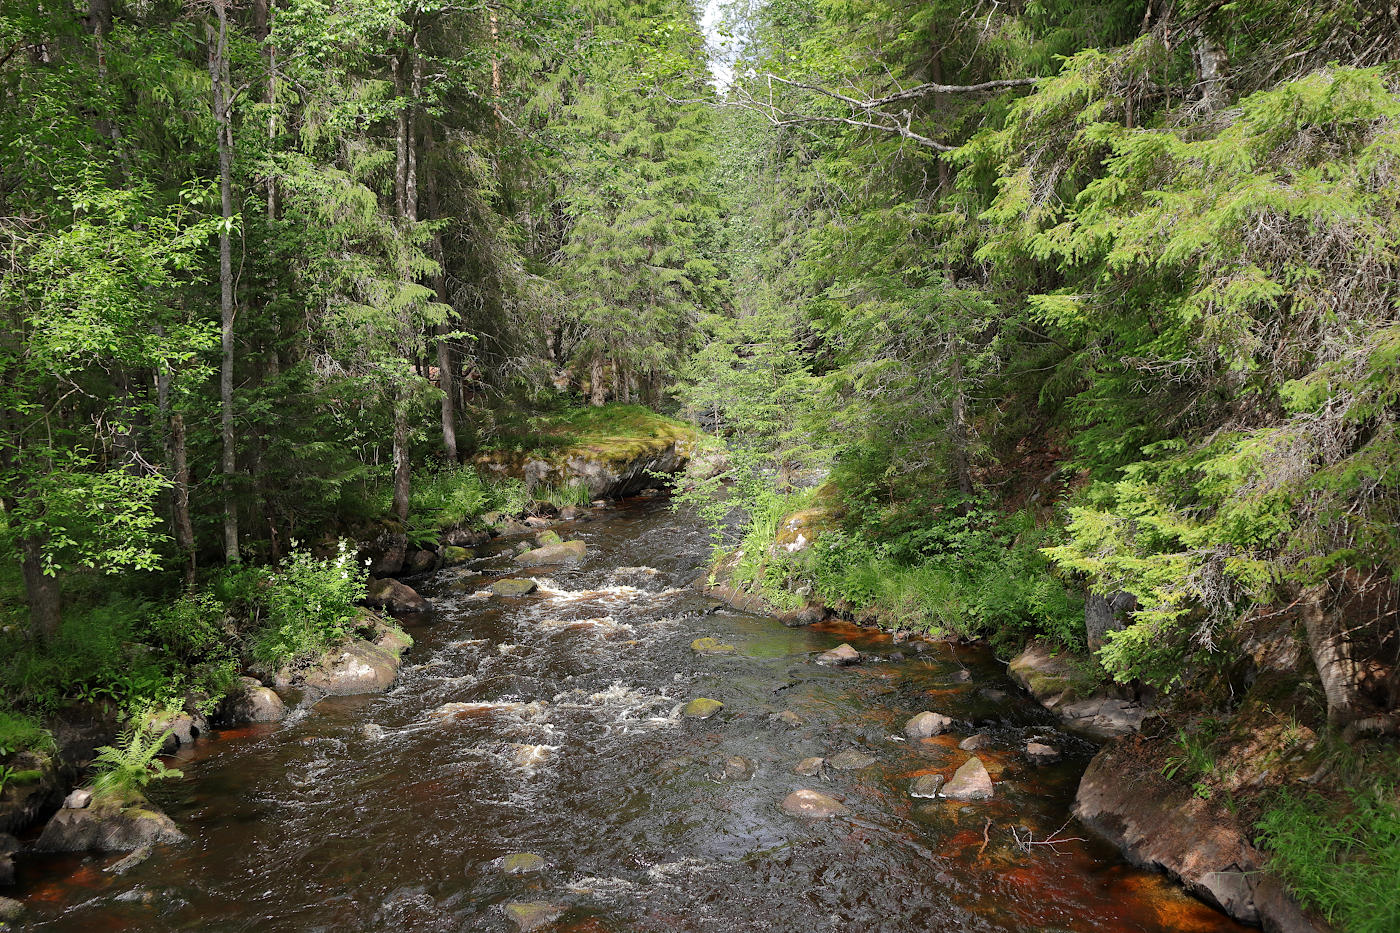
[0,709,53,757]
[250,541,367,668]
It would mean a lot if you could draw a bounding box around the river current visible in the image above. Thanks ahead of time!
[14,497,1245,932]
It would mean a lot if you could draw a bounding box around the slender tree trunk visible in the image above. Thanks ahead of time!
[1192,26,1229,111]
[18,531,60,644]
[208,1,239,563]
[425,129,459,462]
[389,29,418,523]
[170,414,197,583]
[392,399,412,523]
[1298,583,1362,727]
[257,0,278,217]
[590,356,606,406]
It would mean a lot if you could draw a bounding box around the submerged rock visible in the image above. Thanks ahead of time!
[720,756,756,781]
[827,749,878,771]
[681,698,724,720]
[780,789,850,819]
[35,794,184,852]
[793,756,826,777]
[518,540,587,566]
[691,636,736,656]
[910,774,945,798]
[492,578,538,597]
[905,711,954,739]
[958,733,992,751]
[404,548,438,574]
[500,852,547,875]
[365,577,429,614]
[943,757,994,800]
[505,900,566,932]
[817,644,860,666]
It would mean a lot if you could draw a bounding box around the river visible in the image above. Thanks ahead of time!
[13,496,1246,932]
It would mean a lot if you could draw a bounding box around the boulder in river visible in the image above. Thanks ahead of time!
[534,529,563,547]
[505,901,566,932]
[1026,741,1060,763]
[404,548,439,574]
[943,757,993,800]
[691,636,736,656]
[780,789,850,819]
[35,793,184,852]
[518,540,587,566]
[365,577,429,614]
[441,545,471,566]
[217,676,286,725]
[492,578,538,597]
[278,622,412,698]
[500,852,547,875]
[910,774,945,798]
[816,643,860,666]
[905,711,954,739]
[827,749,878,771]
[793,756,826,777]
[681,698,724,720]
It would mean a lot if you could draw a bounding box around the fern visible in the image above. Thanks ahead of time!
[90,718,183,803]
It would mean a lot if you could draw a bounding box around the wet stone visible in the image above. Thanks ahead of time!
[951,669,973,683]
[827,749,878,771]
[505,900,566,932]
[817,643,860,666]
[1026,741,1061,763]
[958,733,993,751]
[500,852,547,875]
[720,756,756,781]
[905,711,954,739]
[63,788,92,809]
[910,774,945,798]
[0,897,24,923]
[681,698,724,720]
[781,789,851,820]
[492,579,538,597]
[793,756,825,777]
[943,756,994,800]
[691,637,737,656]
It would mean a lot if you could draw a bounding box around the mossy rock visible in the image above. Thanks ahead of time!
[442,545,471,566]
[535,530,563,547]
[681,698,724,720]
[492,579,538,597]
[691,637,737,656]
[500,852,547,874]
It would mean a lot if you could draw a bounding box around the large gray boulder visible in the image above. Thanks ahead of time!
[34,794,184,852]
[275,623,412,698]
[217,677,286,725]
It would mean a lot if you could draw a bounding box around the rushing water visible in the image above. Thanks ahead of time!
[13,497,1246,932]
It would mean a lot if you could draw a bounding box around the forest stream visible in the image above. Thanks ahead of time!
[12,497,1248,932]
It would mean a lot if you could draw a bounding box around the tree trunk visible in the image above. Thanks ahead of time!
[590,356,606,406]
[170,413,197,583]
[1299,583,1362,728]
[392,398,412,523]
[208,0,240,564]
[257,0,278,217]
[1192,26,1229,111]
[19,533,61,643]
[424,130,459,462]
[949,350,973,496]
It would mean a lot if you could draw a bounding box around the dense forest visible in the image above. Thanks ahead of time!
[2,0,1399,929]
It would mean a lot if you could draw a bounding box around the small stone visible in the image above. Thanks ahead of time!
[1026,741,1061,763]
[492,579,538,597]
[505,900,565,932]
[691,637,737,656]
[958,733,993,751]
[781,789,850,819]
[500,852,547,875]
[828,749,878,771]
[817,644,860,666]
[951,669,973,683]
[773,710,803,728]
[910,774,945,798]
[721,756,756,780]
[905,711,954,739]
[105,844,152,874]
[525,516,552,528]
[793,757,825,777]
[558,506,582,521]
[681,698,724,720]
[943,757,994,800]
[362,723,386,741]
[0,897,24,922]
[64,788,92,809]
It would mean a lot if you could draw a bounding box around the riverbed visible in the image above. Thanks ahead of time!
[13,497,1246,932]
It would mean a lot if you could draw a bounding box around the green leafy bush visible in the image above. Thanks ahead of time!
[250,541,367,668]
[0,709,53,757]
